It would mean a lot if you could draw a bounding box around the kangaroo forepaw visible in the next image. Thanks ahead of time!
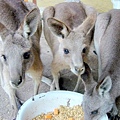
[110,104,118,116]
[16,98,24,110]
[114,115,120,120]
[107,104,119,120]
[50,84,55,91]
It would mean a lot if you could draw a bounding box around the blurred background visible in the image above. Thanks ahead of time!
[27,0,114,12]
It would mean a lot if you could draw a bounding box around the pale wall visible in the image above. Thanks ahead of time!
[27,0,113,12]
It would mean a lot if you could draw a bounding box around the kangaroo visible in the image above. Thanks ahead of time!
[43,2,97,91]
[81,9,120,120]
[0,0,43,118]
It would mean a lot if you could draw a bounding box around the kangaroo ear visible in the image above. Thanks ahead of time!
[97,76,112,97]
[76,15,96,36]
[0,23,11,41]
[20,8,40,38]
[47,18,71,39]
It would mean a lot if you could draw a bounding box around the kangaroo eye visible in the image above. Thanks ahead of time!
[93,50,97,55]
[1,55,6,61]
[64,48,69,54]
[82,47,87,54]
[23,51,30,59]
[91,109,98,115]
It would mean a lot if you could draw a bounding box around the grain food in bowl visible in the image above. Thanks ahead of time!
[16,91,108,120]
[32,105,84,120]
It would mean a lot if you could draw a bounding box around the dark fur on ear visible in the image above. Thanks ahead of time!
[47,18,71,39]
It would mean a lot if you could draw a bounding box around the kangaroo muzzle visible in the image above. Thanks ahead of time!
[75,66,85,74]
[10,76,23,88]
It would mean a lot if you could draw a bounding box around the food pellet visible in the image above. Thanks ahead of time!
[45,114,52,119]
[54,109,59,115]
[32,105,84,120]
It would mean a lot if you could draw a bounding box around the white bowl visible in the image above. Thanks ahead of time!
[16,91,108,120]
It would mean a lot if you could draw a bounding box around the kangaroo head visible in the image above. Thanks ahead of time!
[47,15,95,76]
[0,8,40,88]
[81,63,114,120]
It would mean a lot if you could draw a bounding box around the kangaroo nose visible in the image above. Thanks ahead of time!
[80,67,85,74]
[75,66,85,74]
[18,76,22,85]
[75,66,80,72]
[11,76,22,86]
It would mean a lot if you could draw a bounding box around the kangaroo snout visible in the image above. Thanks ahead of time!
[11,76,23,88]
[75,66,85,74]
[75,66,85,75]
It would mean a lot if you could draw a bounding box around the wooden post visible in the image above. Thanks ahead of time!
[33,0,37,4]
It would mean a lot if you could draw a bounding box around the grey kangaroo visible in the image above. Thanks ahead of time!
[81,9,120,120]
[0,0,43,118]
[43,2,98,91]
